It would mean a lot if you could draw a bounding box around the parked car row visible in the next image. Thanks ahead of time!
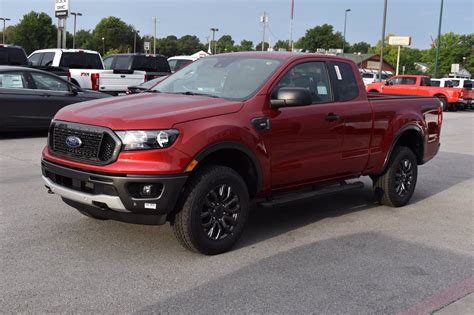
[367,75,473,111]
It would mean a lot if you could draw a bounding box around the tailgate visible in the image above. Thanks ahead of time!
[462,88,473,100]
[98,70,146,93]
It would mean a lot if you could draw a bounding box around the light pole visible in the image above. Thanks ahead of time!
[378,0,388,82]
[342,9,351,53]
[101,37,105,55]
[134,29,140,53]
[0,17,11,44]
[153,17,157,55]
[434,0,444,78]
[70,12,82,49]
[210,27,219,54]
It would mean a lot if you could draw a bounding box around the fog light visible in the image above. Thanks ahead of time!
[140,184,158,198]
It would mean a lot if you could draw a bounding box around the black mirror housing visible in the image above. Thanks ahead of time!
[270,87,313,108]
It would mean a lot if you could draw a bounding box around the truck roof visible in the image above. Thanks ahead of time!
[209,51,360,63]
[30,49,100,55]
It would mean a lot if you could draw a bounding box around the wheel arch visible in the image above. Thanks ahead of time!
[189,141,263,197]
[382,124,425,172]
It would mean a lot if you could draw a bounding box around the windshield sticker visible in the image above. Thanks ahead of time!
[334,65,342,80]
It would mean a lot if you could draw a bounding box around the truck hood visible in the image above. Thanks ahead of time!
[54,92,244,130]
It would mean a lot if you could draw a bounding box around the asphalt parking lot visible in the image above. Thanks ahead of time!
[1,111,473,314]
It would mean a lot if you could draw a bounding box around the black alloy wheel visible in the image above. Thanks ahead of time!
[201,184,241,241]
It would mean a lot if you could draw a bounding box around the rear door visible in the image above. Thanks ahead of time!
[267,60,347,189]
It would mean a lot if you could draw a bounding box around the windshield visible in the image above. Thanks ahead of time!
[153,55,282,100]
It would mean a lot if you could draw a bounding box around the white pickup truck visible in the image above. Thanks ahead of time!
[28,49,146,95]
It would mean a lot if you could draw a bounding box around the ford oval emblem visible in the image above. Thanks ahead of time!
[66,136,82,149]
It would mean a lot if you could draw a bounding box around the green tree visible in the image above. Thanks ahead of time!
[273,40,289,51]
[217,35,235,53]
[238,40,253,51]
[177,35,203,55]
[73,30,94,49]
[255,42,270,51]
[9,11,56,54]
[92,16,135,54]
[295,24,345,52]
[348,41,371,54]
[155,35,178,57]
[422,32,474,77]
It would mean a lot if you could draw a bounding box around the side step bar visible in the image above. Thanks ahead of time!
[258,181,364,208]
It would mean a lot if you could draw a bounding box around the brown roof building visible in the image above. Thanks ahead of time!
[338,53,396,73]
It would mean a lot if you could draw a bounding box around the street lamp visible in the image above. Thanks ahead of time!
[70,12,82,49]
[378,0,388,82]
[210,27,219,54]
[0,17,11,44]
[134,29,140,53]
[342,9,351,53]
[101,37,105,55]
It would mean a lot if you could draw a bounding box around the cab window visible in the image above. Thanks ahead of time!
[274,61,332,104]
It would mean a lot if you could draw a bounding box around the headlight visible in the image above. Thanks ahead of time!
[115,129,179,151]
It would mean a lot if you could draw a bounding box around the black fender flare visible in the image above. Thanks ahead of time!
[382,124,425,171]
[192,141,263,194]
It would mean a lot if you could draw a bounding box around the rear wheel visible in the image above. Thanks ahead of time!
[373,146,418,207]
[171,165,250,255]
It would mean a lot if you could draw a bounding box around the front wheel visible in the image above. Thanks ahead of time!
[373,146,418,207]
[171,165,250,255]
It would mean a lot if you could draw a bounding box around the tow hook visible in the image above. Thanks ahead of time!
[45,185,54,194]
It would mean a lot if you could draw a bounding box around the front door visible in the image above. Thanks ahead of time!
[266,61,346,190]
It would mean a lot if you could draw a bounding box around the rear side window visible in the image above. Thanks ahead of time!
[59,52,103,69]
[361,73,375,79]
[463,80,472,89]
[40,52,55,66]
[0,72,28,88]
[132,55,171,72]
[328,61,359,101]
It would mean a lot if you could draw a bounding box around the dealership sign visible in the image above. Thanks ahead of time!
[388,36,412,46]
[55,0,70,18]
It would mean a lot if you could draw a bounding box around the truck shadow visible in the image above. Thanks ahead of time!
[239,151,473,248]
[136,232,473,314]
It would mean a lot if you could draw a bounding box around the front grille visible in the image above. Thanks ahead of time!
[49,121,120,164]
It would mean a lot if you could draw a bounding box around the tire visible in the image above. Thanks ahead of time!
[373,146,418,207]
[171,165,250,255]
[438,97,449,112]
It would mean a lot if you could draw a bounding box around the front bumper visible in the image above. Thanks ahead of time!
[42,159,188,225]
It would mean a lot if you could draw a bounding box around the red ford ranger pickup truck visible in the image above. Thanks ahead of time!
[42,52,442,254]
[367,74,464,111]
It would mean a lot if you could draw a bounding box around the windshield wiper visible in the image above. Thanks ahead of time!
[143,89,161,93]
[173,91,220,98]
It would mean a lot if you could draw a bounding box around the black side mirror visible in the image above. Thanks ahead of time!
[270,87,312,108]
[70,85,80,95]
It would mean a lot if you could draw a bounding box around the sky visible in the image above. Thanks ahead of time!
[0,0,473,49]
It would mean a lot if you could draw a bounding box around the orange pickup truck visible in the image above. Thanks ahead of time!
[367,75,466,111]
